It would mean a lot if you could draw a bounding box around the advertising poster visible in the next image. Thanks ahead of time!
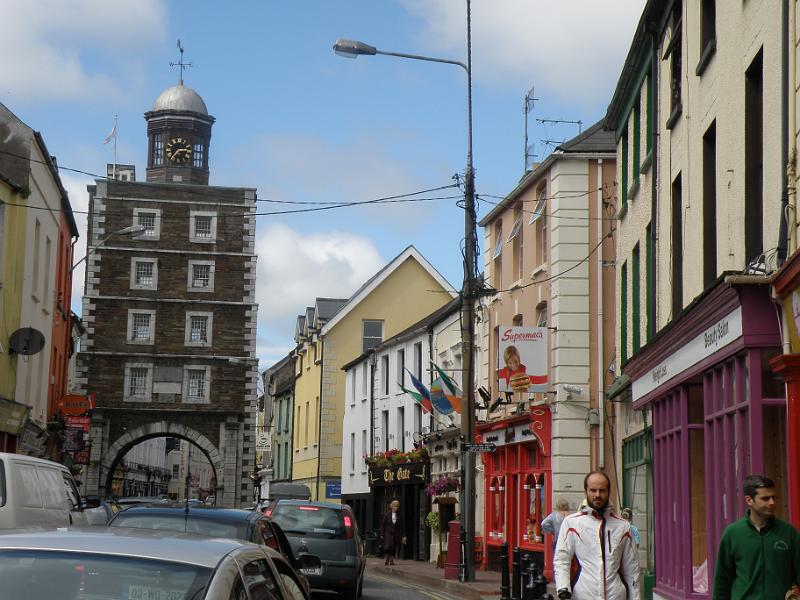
[497,326,548,393]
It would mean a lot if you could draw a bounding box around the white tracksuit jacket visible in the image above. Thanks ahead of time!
[553,507,640,600]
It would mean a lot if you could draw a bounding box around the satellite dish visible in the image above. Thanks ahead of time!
[8,327,45,356]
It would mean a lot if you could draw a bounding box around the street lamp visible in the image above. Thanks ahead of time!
[333,2,479,581]
[71,224,147,272]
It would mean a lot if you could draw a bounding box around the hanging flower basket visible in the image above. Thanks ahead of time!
[424,476,461,497]
[364,447,429,469]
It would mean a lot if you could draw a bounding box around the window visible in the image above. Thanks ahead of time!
[350,432,356,471]
[124,363,153,401]
[671,174,683,317]
[492,222,503,289]
[529,185,546,225]
[633,100,641,185]
[362,320,383,353]
[32,219,41,299]
[189,211,217,243]
[414,342,423,379]
[745,49,764,266]
[397,407,405,452]
[127,310,156,345]
[646,224,654,341]
[188,260,215,292]
[697,0,716,75]
[192,143,204,168]
[508,206,523,281]
[621,131,628,211]
[536,304,547,328]
[349,370,356,405]
[622,429,653,572]
[183,365,211,403]
[632,243,641,353]
[538,202,548,265]
[703,121,717,287]
[361,429,367,464]
[621,262,628,365]
[130,258,158,290]
[646,75,653,154]
[414,404,422,435]
[381,410,389,452]
[361,364,368,401]
[153,133,164,166]
[512,314,523,327]
[133,208,161,240]
[381,355,389,396]
[172,464,179,478]
[666,0,683,128]
[43,237,51,308]
[185,311,213,347]
[397,349,405,390]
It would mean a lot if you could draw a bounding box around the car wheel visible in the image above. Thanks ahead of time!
[341,583,358,600]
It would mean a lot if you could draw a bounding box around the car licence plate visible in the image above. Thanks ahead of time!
[299,567,322,576]
[127,585,185,600]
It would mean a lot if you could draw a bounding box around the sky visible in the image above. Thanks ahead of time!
[2,0,646,370]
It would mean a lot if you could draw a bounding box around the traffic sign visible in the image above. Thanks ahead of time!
[462,442,496,453]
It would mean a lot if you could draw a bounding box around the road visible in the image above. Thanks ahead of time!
[311,573,462,600]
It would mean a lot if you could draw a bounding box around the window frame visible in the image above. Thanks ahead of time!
[189,210,218,243]
[381,355,390,396]
[182,364,211,404]
[187,260,215,292]
[133,207,162,241]
[362,320,383,353]
[130,257,158,291]
[127,309,156,345]
[184,311,214,347]
[124,362,153,402]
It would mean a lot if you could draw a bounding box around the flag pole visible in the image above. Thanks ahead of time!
[112,114,118,180]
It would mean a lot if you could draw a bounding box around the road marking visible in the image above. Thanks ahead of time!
[366,573,454,600]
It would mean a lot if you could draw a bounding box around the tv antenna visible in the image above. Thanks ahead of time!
[170,39,193,85]
[536,118,583,134]
[523,84,539,172]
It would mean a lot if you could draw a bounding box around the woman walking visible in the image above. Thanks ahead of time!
[381,499,406,565]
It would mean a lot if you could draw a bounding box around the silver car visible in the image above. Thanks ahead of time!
[0,527,309,600]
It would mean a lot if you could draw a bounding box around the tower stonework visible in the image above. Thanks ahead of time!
[76,82,258,507]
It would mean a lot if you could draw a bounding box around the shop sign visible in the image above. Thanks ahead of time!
[63,427,85,452]
[497,326,549,393]
[632,306,743,402]
[255,431,271,451]
[18,420,47,455]
[325,480,342,499]
[56,393,96,416]
[482,412,547,450]
[462,443,496,453]
[0,396,30,435]
[368,461,428,487]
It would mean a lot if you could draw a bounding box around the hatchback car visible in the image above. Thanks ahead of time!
[263,500,365,599]
[0,527,309,599]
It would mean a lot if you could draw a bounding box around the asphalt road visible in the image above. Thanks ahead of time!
[312,574,462,600]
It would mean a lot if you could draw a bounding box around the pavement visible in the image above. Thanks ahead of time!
[365,557,502,600]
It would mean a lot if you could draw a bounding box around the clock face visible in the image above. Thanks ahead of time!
[166,137,192,164]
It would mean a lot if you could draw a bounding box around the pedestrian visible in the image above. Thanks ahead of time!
[554,471,640,600]
[381,499,406,566]
[542,498,571,551]
[620,508,640,549]
[712,474,800,600]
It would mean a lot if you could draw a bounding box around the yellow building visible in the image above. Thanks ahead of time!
[0,143,29,450]
[292,246,457,501]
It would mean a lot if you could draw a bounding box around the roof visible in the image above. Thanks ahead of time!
[271,499,346,510]
[478,118,615,226]
[315,298,348,322]
[113,504,260,523]
[33,131,79,238]
[341,296,462,371]
[320,246,457,335]
[0,527,247,568]
[151,83,209,115]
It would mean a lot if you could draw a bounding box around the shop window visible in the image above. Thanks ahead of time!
[623,430,654,573]
[760,348,784,399]
[523,473,544,543]
[489,476,506,540]
[689,428,706,593]
[762,404,788,518]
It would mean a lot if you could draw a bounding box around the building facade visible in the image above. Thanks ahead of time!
[267,353,295,484]
[606,2,787,598]
[76,82,259,507]
[478,121,617,577]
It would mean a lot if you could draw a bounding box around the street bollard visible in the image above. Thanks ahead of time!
[511,547,521,600]
[522,558,536,600]
[534,562,547,597]
[499,542,511,600]
[520,554,531,600]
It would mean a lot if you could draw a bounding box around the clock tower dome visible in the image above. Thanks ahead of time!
[145,82,214,185]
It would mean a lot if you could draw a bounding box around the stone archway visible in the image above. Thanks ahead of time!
[98,422,225,503]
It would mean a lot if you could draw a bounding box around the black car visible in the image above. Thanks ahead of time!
[264,500,366,600]
[107,502,317,594]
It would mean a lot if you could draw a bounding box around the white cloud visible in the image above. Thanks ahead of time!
[401,0,647,107]
[254,223,385,366]
[63,172,93,313]
[0,0,167,103]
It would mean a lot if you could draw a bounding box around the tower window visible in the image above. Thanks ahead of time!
[153,133,164,166]
[193,143,204,168]
[190,211,217,243]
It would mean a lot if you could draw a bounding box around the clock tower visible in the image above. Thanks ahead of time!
[145,82,214,185]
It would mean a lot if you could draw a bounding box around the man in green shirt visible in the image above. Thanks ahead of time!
[712,475,800,600]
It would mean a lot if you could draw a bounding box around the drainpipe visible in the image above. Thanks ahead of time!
[778,0,790,265]
[648,23,659,341]
[315,337,324,501]
[369,352,376,456]
[597,159,605,469]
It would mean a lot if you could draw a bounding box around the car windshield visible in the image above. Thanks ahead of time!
[0,550,211,600]
[269,505,344,539]
[111,512,247,540]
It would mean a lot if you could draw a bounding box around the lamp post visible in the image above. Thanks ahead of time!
[71,224,147,272]
[333,1,478,581]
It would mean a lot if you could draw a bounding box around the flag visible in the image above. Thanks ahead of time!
[406,369,433,412]
[430,377,455,415]
[432,363,461,413]
[400,384,431,413]
[102,121,117,145]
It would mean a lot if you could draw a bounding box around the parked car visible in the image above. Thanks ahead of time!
[83,497,122,526]
[114,495,170,507]
[264,500,366,600]
[0,527,310,599]
[107,502,316,594]
[0,452,97,529]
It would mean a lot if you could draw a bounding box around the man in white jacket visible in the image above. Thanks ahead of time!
[554,471,640,600]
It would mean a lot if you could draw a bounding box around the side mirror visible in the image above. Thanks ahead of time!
[363,531,378,541]
[82,495,101,509]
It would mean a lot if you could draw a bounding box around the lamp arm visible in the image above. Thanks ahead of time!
[375,49,469,75]
[71,232,118,273]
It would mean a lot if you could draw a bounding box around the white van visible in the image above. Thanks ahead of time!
[0,452,92,529]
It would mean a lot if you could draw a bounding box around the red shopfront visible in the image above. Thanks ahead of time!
[478,407,552,577]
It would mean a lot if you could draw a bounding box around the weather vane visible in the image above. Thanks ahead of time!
[169,39,192,85]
